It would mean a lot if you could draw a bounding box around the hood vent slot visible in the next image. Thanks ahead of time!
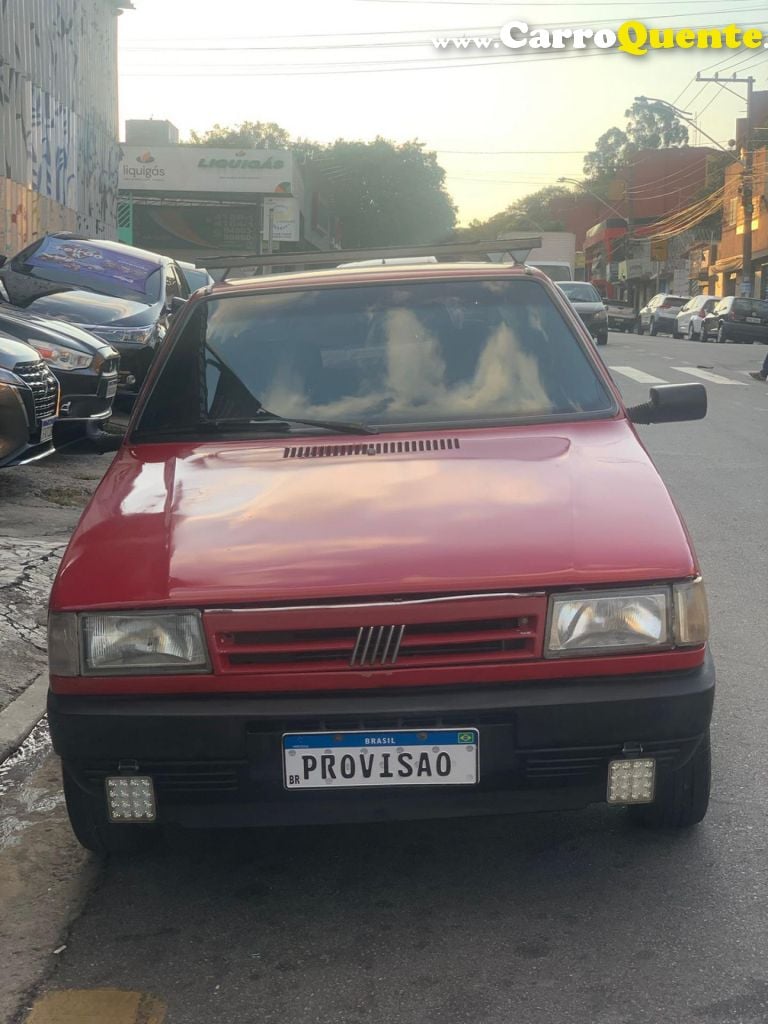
[283,438,461,459]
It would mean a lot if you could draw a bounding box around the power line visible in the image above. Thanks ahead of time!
[122,8,768,53]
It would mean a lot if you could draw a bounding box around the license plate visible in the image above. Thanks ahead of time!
[746,316,761,324]
[39,416,55,443]
[283,728,479,790]
[105,379,118,399]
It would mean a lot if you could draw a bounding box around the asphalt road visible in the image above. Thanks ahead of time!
[4,331,768,1024]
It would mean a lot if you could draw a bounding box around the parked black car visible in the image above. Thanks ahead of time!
[700,296,768,344]
[0,333,59,467]
[557,282,608,345]
[0,306,118,440]
[0,234,189,394]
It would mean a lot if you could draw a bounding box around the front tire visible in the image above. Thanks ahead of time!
[717,324,727,344]
[630,731,711,829]
[62,765,159,856]
[649,319,659,337]
[687,322,695,340]
[637,323,645,336]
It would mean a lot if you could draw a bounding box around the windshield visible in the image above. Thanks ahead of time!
[11,237,162,303]
[734,299,768,316]
[136,278,615,438]
[663,297,687,308]
[559,284,602,303]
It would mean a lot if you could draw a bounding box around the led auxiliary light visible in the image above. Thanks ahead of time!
[105,776,156,822]
[607,759,656,805]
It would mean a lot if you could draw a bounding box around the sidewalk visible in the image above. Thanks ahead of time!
[0,450,113,755]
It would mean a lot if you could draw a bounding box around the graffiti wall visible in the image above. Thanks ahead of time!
[0,0,125,254]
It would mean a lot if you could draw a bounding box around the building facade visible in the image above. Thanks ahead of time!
[582,147,720,302]
[117,122,339,269]
[0,0,129,255]
[714,144,768,299]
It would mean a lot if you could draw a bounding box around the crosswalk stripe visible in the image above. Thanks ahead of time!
[609,366,668,384]
[671,366,748,386]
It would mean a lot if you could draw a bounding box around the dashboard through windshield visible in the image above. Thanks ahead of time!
[136,277,616,439]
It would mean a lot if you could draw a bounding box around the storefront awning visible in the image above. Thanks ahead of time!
[713,255,742,273]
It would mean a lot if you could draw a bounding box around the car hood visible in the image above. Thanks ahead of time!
[23,290,156,327]
[53,420,697,610]
[0,307,112,356]
[0,332,43,369]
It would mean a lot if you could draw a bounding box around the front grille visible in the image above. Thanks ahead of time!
[13,360,59,424]
[206,593,545,677]
[84,761,244,795]
[284,437,461,459]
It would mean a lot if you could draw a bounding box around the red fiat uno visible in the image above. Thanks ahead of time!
[46,245,713,853]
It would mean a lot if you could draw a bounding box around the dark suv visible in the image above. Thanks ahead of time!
[700,296,768,345]
[0,234,189,394]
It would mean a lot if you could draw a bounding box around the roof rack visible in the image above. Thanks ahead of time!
[202,237,542,278]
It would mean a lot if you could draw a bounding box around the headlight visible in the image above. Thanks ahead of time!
[545,580,708,657]
[49,610,210,676]
[0,367,24,386]
[79,325,155,346]
[593,309,607,321]
[24,338,93,370]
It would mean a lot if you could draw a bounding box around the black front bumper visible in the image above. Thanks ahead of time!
[49,653,715,828]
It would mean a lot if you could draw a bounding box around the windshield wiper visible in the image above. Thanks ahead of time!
[202,414,378,436]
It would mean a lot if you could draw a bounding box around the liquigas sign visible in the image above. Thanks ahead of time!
[119,146,295,195]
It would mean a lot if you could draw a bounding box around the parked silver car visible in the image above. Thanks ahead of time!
[675,295,721,340]
[638,294,688,337]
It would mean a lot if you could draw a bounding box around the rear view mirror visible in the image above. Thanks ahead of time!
[627,383,707,425]
[0,255,6,268]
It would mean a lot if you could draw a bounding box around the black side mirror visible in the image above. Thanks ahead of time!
[628,383,707,425]
[0,255,6,269]
[170,295,187,314]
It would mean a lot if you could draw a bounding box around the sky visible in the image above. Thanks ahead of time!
[117,0,768,225]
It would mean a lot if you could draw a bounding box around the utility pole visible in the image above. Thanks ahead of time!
[695,73,754,297]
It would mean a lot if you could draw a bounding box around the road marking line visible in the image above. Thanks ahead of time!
[671,366,748,386]
[24,989,167,1024]
[609,366,668,384]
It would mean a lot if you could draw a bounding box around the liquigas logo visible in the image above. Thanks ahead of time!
[433,20,768,56]
[123,152,165,179]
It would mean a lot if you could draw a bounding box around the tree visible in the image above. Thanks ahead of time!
[582,101,689,180]
[316,138,456,247]
[583,127,630,181]
[455,185,574,239]
[188,121,291,148]
[624,99,689,151]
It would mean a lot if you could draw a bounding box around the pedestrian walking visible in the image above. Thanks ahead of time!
[749,350,768,381]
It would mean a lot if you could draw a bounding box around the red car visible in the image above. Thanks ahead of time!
[47,252,714,854]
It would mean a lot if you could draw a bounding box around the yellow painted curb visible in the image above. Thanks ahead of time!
[24,988,166,1024]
